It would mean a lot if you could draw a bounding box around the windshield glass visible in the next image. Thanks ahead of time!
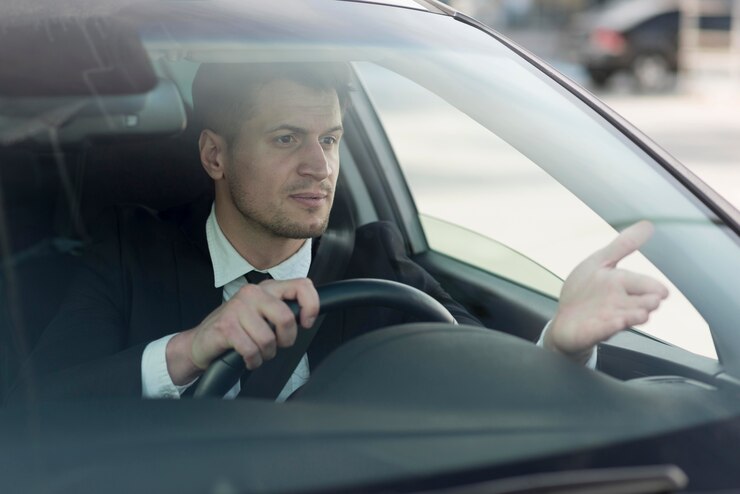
[2,1,740,491]
[131,1,734,359]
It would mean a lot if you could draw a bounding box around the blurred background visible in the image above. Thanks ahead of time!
[444,0,740,208]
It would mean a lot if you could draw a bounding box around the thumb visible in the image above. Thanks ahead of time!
[595,220,654,268]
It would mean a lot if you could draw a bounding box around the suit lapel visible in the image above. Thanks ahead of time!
[173,241,221,330]
[175,194,214,260]
[165,195,222,329]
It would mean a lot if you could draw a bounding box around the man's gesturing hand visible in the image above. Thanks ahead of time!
[166,278,319,386]
[545,221,669,364]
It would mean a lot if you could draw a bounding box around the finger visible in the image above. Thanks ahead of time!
[617,270,669,297]
[227,330,263,370]
[237,281,301,347]
[633,293,665,312]
[602,309,649,336]
[256,299,298,348]
[235,309,278,360]
[596,221,654,268]
[213,313,265,370]
[623,308,650,328]
[232,283,287,351]
[293,279,320,329]
[262,278,320,329]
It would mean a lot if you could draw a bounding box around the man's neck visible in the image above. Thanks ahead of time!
[214,201,306,270]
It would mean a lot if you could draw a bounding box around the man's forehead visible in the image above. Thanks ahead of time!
[252,79,341,127]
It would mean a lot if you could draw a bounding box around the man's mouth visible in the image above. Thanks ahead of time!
[290,192,329,208]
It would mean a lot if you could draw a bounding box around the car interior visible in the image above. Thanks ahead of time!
[0,51,733,404]
[0,13,568,403]
[0,8,734,402]
[0,66,554,402]
[1,6,740,493]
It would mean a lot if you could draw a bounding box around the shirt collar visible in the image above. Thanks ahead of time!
[205,203,312,288]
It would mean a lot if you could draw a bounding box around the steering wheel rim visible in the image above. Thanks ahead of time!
[192,278,455,398]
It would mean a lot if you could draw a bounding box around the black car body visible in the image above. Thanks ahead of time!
[1,0,740,492]
[573,0,733,90]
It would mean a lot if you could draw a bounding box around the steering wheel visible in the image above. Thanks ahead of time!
[192,278,455,398]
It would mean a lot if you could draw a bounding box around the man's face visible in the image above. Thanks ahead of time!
[222,79,343,240]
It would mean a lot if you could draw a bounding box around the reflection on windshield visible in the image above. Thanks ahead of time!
[356,59,717,358]
[1,4,740,493]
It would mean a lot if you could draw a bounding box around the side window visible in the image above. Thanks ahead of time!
[420,215,562,299]
[636,12,679,34]
[356,62,716,359]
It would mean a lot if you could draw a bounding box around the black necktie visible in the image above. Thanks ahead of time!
[240,269,283,398]
[245,270,272,284]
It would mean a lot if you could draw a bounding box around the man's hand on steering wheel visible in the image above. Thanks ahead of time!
[165,278,319,386]
[191,279,457,398]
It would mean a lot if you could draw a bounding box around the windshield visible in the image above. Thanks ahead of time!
[137,0,737,360]
[1,1,740,492]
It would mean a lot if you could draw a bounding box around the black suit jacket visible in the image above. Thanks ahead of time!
[12,198,480,400]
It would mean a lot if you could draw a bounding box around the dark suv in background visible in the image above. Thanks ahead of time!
[572,0,733,91]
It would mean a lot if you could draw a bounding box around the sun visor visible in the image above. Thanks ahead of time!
[0,79,187,146]
[0,17,156,97]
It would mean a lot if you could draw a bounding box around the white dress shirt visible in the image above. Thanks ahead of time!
[142,204,312,400]
[142,204,596,399]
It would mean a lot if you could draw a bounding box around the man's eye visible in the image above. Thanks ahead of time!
[275,135,296,145]
[321,136,338,146]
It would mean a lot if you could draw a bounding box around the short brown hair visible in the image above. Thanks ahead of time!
[191,62,352,146]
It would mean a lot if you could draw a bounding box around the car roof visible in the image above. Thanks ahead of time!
[342,0,436,11]
[2,0,447,17]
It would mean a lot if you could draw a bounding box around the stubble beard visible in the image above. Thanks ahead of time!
[230,179,333,240]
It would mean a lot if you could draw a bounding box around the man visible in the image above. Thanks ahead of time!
[12,62,668,401]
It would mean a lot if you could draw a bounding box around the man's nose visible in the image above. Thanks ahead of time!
[297,140,332,180]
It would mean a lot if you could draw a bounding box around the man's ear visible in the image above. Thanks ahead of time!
[199,129,228,180]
